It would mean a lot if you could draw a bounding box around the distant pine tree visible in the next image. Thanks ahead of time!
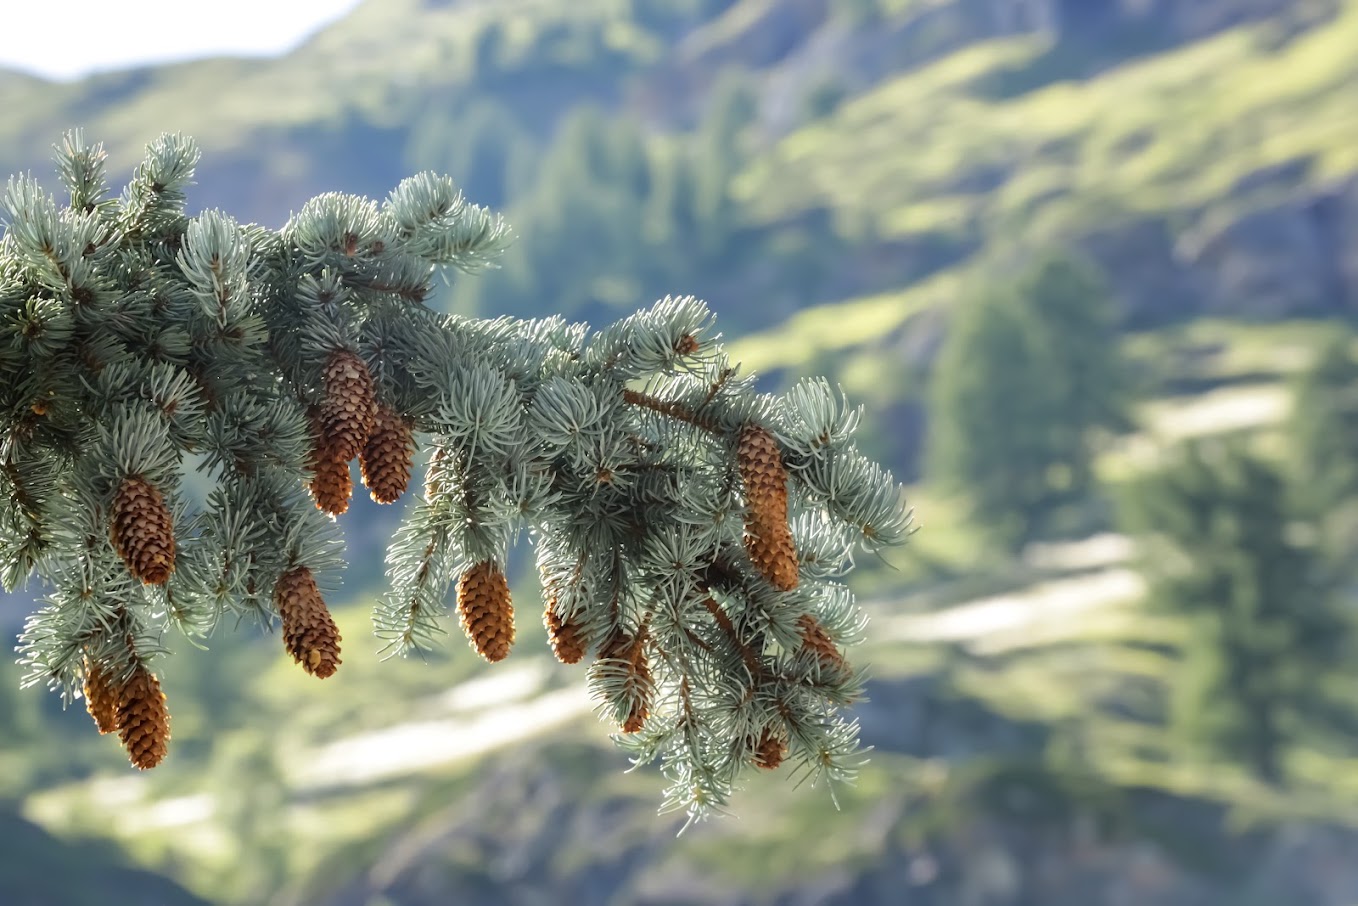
[928,250,1128,551]
[1122,438,1351,785]
[1289,329,1358,510]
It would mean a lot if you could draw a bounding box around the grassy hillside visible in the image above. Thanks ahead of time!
[738,4,1358,241]
[7,313,1352,905]
[730,0,1358,370]
[0,0,669,227]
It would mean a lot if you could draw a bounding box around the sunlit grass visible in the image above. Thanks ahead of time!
[726,273,954,376]
[738,0,1358,244]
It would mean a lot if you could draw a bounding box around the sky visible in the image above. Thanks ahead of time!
[0,0,364,81]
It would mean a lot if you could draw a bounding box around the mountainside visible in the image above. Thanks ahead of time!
[6,0,1353,326]
[5,1,1358,904]
[7,0,1352,468]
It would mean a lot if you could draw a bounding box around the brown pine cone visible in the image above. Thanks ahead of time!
[319,349,376,461]
[83,659,121,735]
[543,592,587,665]
[308,443,352,515]
[797,614,846,675]
[275,565,343,678]
[110,475,176,585]
[360,402,415,505]
[621,648,651,733]
[116,665,170,770]
[458,560,515,662]
[751,726,788,770]
[744,526,800,593]
[601,629,652,734]
[736,424,798,591]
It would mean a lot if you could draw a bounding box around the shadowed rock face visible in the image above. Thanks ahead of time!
[0,811,209,906]
[1070,174,1358,327]
[1047,0,1333,41]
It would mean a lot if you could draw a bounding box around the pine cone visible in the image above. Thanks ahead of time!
[744,527,800,593]
[458,560,515,662]
[360,402,415,504]
[737,424,798,591]
[601,629,652,734]
[319,349,376,461]
[110,475,176,585]
[83,659,121,735]
[621,651,651,734]
[116,665,170,770]
[797,614,846,675]
[544,592,587,665]
[751,727,787,770]
[308,443,352,515]
[275,565,343,678]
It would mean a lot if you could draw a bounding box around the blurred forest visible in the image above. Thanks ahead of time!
[4,0,1358,903]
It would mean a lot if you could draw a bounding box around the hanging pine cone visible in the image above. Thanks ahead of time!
[116,664,170,770]
[745,527,800,593]
[457,560,515,662]
[601,629,652,734]
[797,614,846,676]
[318,348,376,461]
[620,647,651,733]
[543,592,587,665]
[751,726,788,770]
[308,444,352,515]
[736,424,798,591]
[110,475,176,585]
[360,402,415,504]
[83,659,121,735]
[275,565,343,678]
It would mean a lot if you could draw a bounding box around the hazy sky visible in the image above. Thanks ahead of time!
[1,0,364,81]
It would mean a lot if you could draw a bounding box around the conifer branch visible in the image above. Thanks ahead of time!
[1,132,911,822]
[621,387,722,434]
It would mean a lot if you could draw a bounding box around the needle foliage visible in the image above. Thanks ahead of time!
[0,131,911,822]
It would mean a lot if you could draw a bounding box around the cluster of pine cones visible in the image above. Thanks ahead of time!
[83,660,171,770]
[93,353,844,769]
[526,421,847,763]
[307,348,416,515]
[292,348,416,681]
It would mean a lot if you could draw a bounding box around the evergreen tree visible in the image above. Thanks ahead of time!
[928,286,1062,550]
[690,70,756,261]
[481,106,657,321]
[1289,329,1358,511]
[927,251,1127,551]
[0,131,909,823]
[403,98,538,210]
[1012,251,1132,486]
[1122,439,1349,785]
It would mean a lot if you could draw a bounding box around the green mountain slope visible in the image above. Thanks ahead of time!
[5,2,1358,904]
[0,0,670,225]
[733,0,1358,377]
[740,5,1358,240]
